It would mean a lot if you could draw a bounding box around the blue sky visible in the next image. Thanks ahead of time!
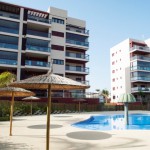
[3,0,150,92]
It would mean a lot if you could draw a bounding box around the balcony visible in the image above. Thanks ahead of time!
[66,52,89,61]
[66,27,89,35]
[131,55,150,62]
[25,60,50,68]
[66,39,89,47]
[131,66,150,71]
[26,44,50,53]
[0,42,18,50]
[131,87,150,92]
[0,59,17,65]
[0,11,19,20]
[28,15,51,24]
[80,80,89,85]
[0,26,19,34]
[66,66,89,74]
[131,76,150,82]
[27,29,51,38]
[130,46,150,52]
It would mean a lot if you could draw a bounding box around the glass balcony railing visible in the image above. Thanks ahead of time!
[25,60,50,67]
[131,76,150,81]
[66,66,89,73]
[66,39,89,47]
[131,55,150,61]
[0,11,19,19]
[26,44,50,52]
[66,52,89,61]
[0,26,19,34]
[28,15,51,24]
[131,66,150,71]
[0,59,17,65]
[66,27,89,35]
[130,46,150,52]
[131,87,150,92]
[79,80,89,85]
[27,29,51,38]
[0,42,18,49]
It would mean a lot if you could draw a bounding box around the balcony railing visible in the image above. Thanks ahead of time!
[131,87,150,92]
[0,59,17,65]
[130,46,150,52]
[0,26,19,34]
[66,66,89,73]
[80,80,89,85]
[66,27,89,35]
[131,76,150,82]
[66,39,89,47]
[26,44,50,52]
[27,29,51,38]
[66,52,89,60]
[28,15,51,24]
[131,55,150,61]
[0,42,18,49]
[25,60,50,67]
[0,11,20,19]
[131,66,150,71]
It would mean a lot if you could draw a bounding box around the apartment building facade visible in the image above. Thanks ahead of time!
[110,38,150,102]
[0,1,90,98]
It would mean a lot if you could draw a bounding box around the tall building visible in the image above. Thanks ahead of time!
[0,1,89,98]
[110,38,150,102]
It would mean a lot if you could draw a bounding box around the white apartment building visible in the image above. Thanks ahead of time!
[0,1,89,98]
[110,38,150,102]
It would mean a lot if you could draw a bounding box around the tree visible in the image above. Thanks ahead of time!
[101,89,110,103]
[0,72,16,88]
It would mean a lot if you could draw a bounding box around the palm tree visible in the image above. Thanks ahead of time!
[101,89,110,103]
[0,72,16,88]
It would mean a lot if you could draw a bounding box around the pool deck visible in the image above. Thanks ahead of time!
[1,111,150,150]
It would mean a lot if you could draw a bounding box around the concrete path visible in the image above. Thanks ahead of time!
[0,111,150,150]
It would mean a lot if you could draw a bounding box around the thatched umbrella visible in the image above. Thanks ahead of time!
[73,99,86,113]
[22,96,40,116]
[0,87,35,136]
[10,71,89,150]
[118,93,136,125]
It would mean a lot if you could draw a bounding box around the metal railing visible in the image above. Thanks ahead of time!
[66,39,89,47]
[131,76,150,81]
[27,29,51,38]
[25,60,50,67]
[131,87,150,92]
[66,52,89,60]
[28,15,51,24]
[66,66,89,73]
[26,44,50,52]
[0,59,17,65]
[130,45,150,52]
[66,27,89,35]
[0,42,18,49]
[131,55,150,61]
[0,26,19,34]
[0,11,19,19]
[131,66,150,71]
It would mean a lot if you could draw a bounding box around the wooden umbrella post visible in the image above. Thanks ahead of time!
[10,91,14,136]
[46,84,51,150]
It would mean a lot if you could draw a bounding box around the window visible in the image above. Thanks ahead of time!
[51,44,64,51]
[52,31,64,37]
[53,59,64,65]
[112,61,115,65]
[112,53,114,57]
[112,70,115,73]
[113,87,115,90]
[112,78,115,82]
[113,96,115,99]
[52,18,64,24]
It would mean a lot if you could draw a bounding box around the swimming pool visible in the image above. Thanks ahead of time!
[72,114,150,130]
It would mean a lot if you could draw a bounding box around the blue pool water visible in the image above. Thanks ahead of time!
[72,114,150,130]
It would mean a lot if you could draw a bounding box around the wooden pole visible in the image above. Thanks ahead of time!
[31,100,32,116]
[10,92,14,136]
[46,84,51,150]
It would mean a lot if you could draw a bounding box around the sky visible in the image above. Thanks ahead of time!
[2,0,150,92]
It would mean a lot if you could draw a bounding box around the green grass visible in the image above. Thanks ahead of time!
[0,116,9,121]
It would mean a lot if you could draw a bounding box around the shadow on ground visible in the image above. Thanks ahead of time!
[66,131,111,140]
[28,124,63,129]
